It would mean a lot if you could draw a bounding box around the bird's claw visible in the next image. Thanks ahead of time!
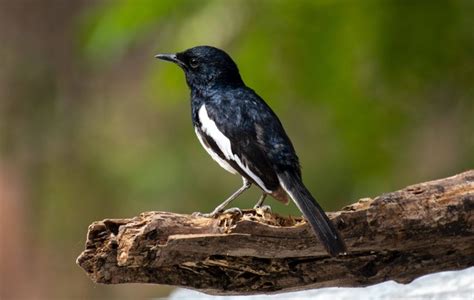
[192,207,242,218]
[192,211,219,218]
[222,207,243,216]
[254,204,272,214]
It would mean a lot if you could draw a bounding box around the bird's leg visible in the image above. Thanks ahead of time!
[253,193,267,208]
[193,178,251,218]
[253,193,272,213]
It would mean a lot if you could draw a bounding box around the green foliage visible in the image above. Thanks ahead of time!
[75,0,473,211]
[79,0,191,63]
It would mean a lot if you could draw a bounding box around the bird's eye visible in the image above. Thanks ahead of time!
[189,58,199,68]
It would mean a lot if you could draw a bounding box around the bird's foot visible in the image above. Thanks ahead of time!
[192,207,242,218]
[192,210,220,218]
[222,207,243,216]
[253,204,272,214]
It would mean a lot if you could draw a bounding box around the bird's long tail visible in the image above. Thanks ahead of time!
[278,170,346,256]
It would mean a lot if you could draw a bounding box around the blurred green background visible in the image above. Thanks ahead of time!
[0,0,473,299]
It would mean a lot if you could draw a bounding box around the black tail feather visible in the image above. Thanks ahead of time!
[278,170,346,256]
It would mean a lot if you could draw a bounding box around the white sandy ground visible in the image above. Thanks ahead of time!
[169,267,473,300]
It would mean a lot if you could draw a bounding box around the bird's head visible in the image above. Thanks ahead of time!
[155,46,244,90]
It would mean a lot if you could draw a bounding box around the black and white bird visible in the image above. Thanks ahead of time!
[156,46,346,256]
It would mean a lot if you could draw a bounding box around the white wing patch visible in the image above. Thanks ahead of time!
[198,105,233,160]
[198,104,272,193]
[194,127,237,174]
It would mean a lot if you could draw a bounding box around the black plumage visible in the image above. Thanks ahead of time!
[156,46,346,256]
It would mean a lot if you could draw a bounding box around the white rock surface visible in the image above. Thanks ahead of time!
[169,267,474,300]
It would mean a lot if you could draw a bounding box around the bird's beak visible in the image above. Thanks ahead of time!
[155,53,178,63]
[155,53,187,69]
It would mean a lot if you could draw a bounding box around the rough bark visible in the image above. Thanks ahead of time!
[77,170,474,295]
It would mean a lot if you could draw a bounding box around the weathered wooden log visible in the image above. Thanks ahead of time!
[77,170,474,295]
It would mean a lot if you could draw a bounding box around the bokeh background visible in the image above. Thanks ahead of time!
[1,0,473,299]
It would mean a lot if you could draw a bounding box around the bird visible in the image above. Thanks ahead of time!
[155,45,346,256]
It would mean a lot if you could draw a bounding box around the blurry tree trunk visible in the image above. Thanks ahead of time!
[77,170,474,295]
[0,1,94,299]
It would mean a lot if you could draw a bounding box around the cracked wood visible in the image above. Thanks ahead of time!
[77,170,474,295]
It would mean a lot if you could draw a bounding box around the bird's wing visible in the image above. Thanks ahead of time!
[197,102,281,193]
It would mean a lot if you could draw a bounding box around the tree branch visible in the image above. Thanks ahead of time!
[77,170,474,295]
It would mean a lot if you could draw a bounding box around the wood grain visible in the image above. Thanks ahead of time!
[77,170,474,295]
